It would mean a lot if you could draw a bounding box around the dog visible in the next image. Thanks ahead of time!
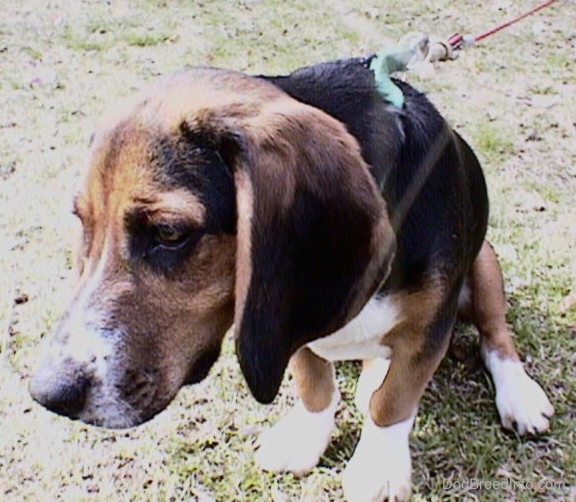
[29,57,554,501]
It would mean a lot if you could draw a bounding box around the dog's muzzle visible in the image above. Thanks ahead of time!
[29,359,91,420]
[28,315,148,428]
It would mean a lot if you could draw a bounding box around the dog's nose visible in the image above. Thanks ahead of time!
[29,368,90,419]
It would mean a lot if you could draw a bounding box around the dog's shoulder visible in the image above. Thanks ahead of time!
[258,59,451,190]
[259,59,404,181]
[261,59,488,290]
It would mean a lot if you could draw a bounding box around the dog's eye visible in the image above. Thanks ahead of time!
[153,224,188,247]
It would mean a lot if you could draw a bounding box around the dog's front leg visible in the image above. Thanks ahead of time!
[343,321,451,502]
[255,347,339,475]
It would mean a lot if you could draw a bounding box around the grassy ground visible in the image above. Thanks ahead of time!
[1,0,575,500]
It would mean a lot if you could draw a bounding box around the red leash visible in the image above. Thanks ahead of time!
[448,0,561,51]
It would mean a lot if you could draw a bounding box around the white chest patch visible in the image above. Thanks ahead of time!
[307,296,400,362]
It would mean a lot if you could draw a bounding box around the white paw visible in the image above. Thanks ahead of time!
[484,352,554,434]
[494,366,554,434]
[354,358,391,415]
[343,415,414,502]
[255,390,339,475]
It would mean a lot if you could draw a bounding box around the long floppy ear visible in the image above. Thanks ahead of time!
[191,96,395,403]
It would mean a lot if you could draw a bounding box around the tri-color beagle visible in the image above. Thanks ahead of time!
[30,58,554,501]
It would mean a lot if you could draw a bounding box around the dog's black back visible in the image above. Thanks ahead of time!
[261,59,488,293]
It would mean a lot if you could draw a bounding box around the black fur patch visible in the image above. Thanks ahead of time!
[151,132,236,234]
[238,179,379,403]
[264,60,488,292]
[261,58,404,186]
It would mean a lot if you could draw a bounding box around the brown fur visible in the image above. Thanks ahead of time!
[289,347,337,413]
[71,118,237,417]
[464,240,521,361]
[368,281,450,427]
[232,169,254,328]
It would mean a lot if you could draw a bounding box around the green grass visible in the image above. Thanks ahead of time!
[1,0,575,500]
[472,122,516,165]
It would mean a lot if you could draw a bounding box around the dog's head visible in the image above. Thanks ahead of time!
[29,67,395,428]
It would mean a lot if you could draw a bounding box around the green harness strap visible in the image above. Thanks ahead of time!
[369,33,432,108]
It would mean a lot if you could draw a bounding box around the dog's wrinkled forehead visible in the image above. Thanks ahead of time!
[150,131,236,233]
[81,67,280,233]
